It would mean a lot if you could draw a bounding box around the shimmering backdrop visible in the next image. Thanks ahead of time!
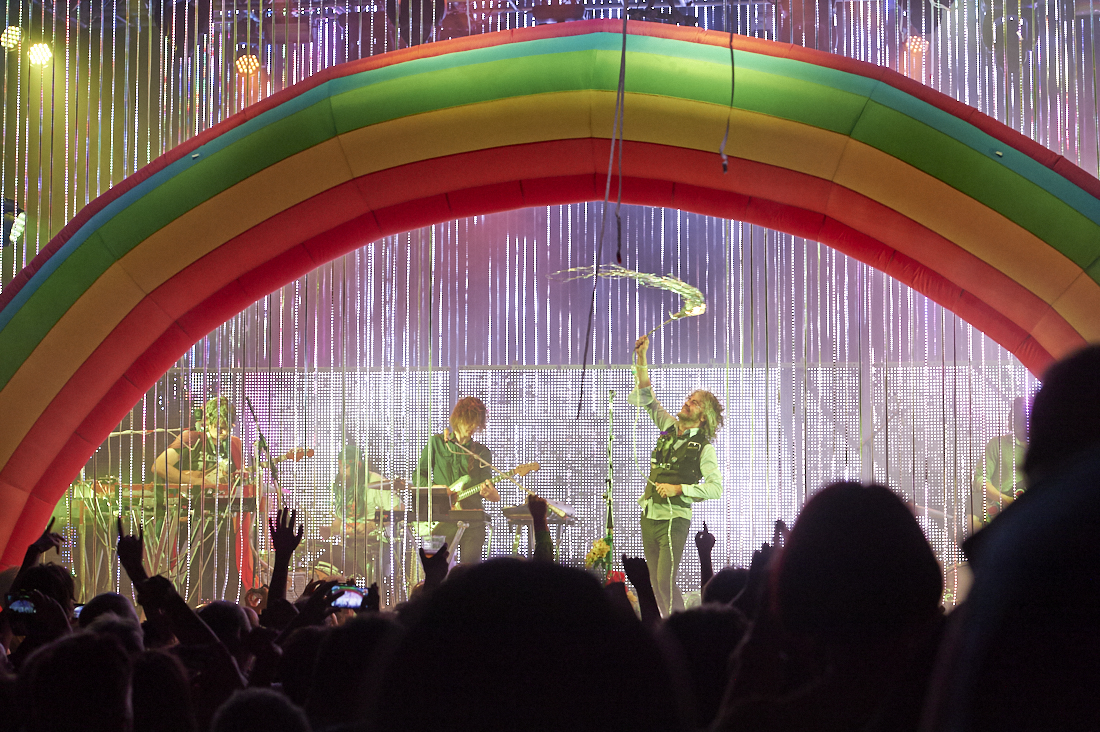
[2,0,1065,604]
[49,207,1036,606]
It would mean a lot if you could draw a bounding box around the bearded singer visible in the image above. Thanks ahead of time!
[630,334,724,616]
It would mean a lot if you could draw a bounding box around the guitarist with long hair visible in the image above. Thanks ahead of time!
[413,397,500,564]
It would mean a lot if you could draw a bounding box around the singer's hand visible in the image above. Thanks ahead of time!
[634,335,650,362]
[655,482,682,498]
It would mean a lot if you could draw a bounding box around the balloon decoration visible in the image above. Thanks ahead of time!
[1,20,1099,564]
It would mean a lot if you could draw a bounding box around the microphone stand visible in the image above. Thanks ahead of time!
[604,389,615,582]
[245,397,283,510]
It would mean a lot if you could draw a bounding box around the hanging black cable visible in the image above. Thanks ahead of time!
[577,12,629,419]
[718,0,737,173]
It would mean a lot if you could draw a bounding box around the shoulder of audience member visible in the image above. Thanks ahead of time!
[211,688,309,732]
[79,592,139,628]
[86,613,145,656]
[10,562,75,610]
[702,567,750,605]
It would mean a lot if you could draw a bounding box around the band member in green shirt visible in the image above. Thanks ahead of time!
[413,397,500,564]
[970,396,1028,532]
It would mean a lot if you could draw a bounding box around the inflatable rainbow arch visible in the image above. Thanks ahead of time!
[2,20,1099,563]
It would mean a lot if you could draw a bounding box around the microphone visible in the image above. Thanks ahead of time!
[609,389,616,402]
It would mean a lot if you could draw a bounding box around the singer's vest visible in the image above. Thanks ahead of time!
[643,428,709,501]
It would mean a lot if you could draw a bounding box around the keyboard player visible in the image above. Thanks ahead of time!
[153,396,252,604]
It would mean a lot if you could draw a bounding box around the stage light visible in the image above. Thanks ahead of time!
[437,4,473,41]
[235,53,260,75]
[905,35,930,53]
[531,1,587,24]
[897,0,955,36]
[980,0,1038,69]
[2,199,26,245]
[1,26,21,49]
[27,42,51,66]
[9,212,26,244]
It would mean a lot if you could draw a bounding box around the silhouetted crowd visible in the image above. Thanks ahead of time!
[2,345,1099,732]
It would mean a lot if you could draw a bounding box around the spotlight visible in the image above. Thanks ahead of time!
[384,0,447,47]
[235,53,260,75]
[27,42,51,66]
[437,2,472,40]
[625,2,698,26]
[2,199,26,246]
[897,0,954,36]
[1,26,21,49]
[980,0,1039,69]
[904,34,930,53]
[531,0,587,23]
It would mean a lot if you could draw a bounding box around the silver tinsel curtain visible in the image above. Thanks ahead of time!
[1,0,1066,605]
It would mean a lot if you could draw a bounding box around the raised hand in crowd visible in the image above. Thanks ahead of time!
[732,519,786,619]
[363,582,381,613]
[528,494,549,532]
[13,517,65,586]
[136,574,246,727]
[270,506,304,556]
[621,555,661,627]
[267,507,303,607]
[29,517,64,557]
[4,525,76,670]
[116,516,148,585]
[695,521,716,589]
[528,494,556,562]
[419,541,450,593]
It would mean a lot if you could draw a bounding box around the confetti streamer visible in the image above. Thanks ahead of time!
[555,264,706,336]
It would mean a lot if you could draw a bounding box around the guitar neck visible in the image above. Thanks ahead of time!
[453,470,513,503]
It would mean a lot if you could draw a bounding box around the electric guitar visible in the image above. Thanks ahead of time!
[447,462,540,509]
